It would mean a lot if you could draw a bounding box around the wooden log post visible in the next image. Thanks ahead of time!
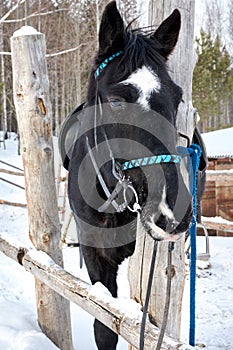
[128,1,196,348]
[11,26,73,350]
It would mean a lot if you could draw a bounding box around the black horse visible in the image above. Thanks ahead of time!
[59,2,206,349]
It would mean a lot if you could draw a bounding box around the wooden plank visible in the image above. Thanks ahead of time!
[0,159,24,171]
[0,176,25,189]
[0,232,197,350]
[206,170,233,182]
[0,168,24,176]
[0,199,27,207]
[201,180,216,217]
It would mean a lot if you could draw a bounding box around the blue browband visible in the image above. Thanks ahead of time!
[122,154,181,171]
[95,51,123,78]
[121,146,199,171]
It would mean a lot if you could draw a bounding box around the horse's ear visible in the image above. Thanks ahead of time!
[98,1,124,55]
[153,9,181,59]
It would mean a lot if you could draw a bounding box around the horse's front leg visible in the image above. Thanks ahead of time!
[82,245,119,350]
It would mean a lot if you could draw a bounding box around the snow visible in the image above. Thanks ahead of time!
[202,216,233,225]
[89,282,142,323]
[202,127,233,158]
[1,137,233,350]
[13,26,41,37]
[207,169,233,175]
[181,236,233,349]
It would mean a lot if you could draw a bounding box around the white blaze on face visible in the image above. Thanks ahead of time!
[158,186,176,222]
[146,186,181,241]
[120,65,161,110]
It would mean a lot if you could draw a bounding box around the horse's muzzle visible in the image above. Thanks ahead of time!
[141,188,193,242]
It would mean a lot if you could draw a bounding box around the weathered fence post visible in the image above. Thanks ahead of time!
[11,26,73,350]
[128,0,196,347]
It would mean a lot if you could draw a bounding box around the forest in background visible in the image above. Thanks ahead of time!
[0,0,139,135]
[0,0,233,134]
[193,0,233,132]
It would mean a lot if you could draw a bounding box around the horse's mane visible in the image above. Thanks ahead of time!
[126,30,165,70]
[95,26,167,82]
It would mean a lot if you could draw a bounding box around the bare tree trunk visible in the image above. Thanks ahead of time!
[96,0,100,47]
[0,22,7,131]
[11,26,73,350]
[129,1,196,348]
[54,56,59,136]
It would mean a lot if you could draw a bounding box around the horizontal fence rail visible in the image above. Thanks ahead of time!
[206,169,233,182]
[0,232,197,350]
[202,216,233,233]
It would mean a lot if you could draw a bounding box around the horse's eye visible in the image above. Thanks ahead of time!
[108,98,126,110]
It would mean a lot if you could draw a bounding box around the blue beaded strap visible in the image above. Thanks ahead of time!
[121,145,202,347]
[122,145,201,347]
[187,144,202,347]
[122,154,181,171]
[95,51,123,78]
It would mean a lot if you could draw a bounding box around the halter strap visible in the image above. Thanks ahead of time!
[95,51,123,78]
[121,145,198,171]
[122,154,182,171]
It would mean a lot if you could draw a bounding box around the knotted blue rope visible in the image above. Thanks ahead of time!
[187,144,202,347]
[121,144,202,346]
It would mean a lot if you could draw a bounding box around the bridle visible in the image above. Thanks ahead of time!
[91,52,192,217]
[87,131,192,215]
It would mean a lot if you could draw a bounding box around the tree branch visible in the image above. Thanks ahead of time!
[1,45,85,58]
[0,51,11,56]
[46,44,84,58]
[0,0,26,24]
[3,8,69,24]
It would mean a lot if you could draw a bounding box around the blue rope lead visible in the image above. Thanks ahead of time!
[188,144,202,347]
[120,143,201,346]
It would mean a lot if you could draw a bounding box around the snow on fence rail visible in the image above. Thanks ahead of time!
[202,216,233,233]
[206,169,233,182]
[0,232,196,350]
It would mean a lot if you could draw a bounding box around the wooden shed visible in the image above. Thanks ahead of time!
[201,127,233,236]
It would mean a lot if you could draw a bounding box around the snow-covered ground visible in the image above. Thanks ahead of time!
[0,137,233,350]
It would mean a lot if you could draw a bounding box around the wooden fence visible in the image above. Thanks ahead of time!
[0,232,196,350]
[2,3,228,348]
[1,23,199,350]
[206,169,233,182]
[202,216,233,233]
[202,170,233,235]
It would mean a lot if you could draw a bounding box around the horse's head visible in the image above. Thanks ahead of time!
[87,2,192,239]
[67,1,193,246]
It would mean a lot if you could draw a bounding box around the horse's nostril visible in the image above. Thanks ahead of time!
[166,219,178,234]
[173,205,193,234]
